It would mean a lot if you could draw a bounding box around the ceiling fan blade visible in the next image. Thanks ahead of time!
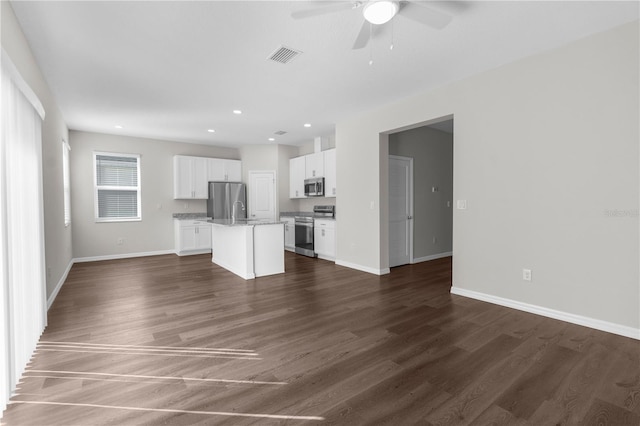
[352,19,370,50]
[291,2,357,20]
[400,1,452,30]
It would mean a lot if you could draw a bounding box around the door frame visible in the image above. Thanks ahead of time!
[388,155,414,267]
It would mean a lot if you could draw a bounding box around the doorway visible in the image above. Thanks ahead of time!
[388,118,454,268]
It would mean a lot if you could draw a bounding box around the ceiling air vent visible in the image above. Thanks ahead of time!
[268,46,302,64]
[274,130,287,136]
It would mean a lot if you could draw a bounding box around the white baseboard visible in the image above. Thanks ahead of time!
[73,249,176,263]
[176,249,211,256]
[450,286,640,341]
[316,254,335,262]
[47,259,74,310]
[412,251,453,263]
[335,259,390,275]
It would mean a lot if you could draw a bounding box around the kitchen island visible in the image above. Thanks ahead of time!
[208,219,284,280]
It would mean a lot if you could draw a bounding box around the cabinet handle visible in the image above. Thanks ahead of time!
[322,229,325,237]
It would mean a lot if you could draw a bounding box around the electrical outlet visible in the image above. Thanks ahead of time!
[432,237,437,244]
[457,200,467,210]
[117,238,124,246]
[522,269,532,281]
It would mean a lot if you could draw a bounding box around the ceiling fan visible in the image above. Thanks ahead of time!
[291,1,452,50]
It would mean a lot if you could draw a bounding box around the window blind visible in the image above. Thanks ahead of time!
[94,153,141,221]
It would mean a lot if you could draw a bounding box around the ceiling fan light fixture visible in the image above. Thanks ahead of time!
[363,0,398,25]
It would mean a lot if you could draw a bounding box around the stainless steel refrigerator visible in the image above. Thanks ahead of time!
[207,182,247,220]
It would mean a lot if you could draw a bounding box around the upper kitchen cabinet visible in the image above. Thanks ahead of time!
[207,158,242,182]
[305,152,324,179]
[174,156,242,199]
[174,155,209,199]
[323,148,336,197]
[289,156,306,199]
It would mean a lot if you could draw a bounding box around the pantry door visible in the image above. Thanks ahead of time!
[248,171,276,220]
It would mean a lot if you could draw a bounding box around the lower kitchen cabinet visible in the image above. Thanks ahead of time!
[174,219,211,255]
[281,216,295,252]
[314,219,336,260]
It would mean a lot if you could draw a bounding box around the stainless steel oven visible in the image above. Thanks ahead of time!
[294,205,335,258]
[294,216,315,257]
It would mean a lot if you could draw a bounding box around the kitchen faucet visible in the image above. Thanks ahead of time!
[232,200,245,220]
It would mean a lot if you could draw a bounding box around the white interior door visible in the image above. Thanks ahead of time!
[389,155,413,267]
[248,171,276,220]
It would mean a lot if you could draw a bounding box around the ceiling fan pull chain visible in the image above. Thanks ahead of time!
[369,22,374,65]
[390,18,395,50]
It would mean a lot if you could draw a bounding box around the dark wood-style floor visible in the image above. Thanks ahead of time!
[2,252,639,425]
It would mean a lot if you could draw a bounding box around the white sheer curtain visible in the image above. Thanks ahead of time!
[0,49,47,414]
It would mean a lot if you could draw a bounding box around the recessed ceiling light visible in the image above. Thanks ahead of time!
[233,110,242,115]
[114,125,123,129]
[207,129,215,133]
[304,123,311,128]
[268,137,275,142]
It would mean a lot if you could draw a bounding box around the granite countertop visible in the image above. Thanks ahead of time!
[280,211,336,220]
[172,213,209,220]
[207,219,284,227]
[279,211,313,217]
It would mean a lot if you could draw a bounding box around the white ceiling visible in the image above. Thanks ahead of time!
[10,1,638,147]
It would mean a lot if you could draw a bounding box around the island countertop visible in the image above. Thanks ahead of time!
[207,218,283,227]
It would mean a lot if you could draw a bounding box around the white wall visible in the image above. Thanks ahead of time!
[336,21,639,333]
[70,131,239,259]
[389,126,453,259]
[1,2,71,301]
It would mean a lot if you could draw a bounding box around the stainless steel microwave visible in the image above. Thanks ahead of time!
[304,177,324,197]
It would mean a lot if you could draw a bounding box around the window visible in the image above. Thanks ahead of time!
[62,140,71,226]
[94,152,141,222]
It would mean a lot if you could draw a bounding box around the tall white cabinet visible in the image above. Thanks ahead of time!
[289,156,306,199]
[323,148,336,197]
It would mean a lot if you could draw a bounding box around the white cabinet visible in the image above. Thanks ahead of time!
[289,156,306,199]
[323,148,336,197]
[289,150,335,199]
[175,156,242,199]
[174,220,212,256]
[280,216,295,252]
[314,219,336,260]
[305,152,324,179]
[174,155,209,199]
[208,158,242,182]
